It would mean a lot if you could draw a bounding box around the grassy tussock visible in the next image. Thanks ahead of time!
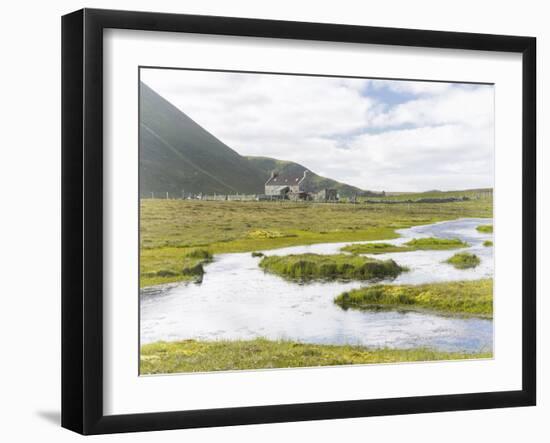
[445,252,480,269]
[334,279,492,317]
[483,240,493,247]
[140,338,492,374]
[341,237,467,255]
[259,253,405,281]
[476,224,493,233]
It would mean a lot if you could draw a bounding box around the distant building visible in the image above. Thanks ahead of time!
[265,170,308,197]
[264,170,340,202]
[314,188,338,202]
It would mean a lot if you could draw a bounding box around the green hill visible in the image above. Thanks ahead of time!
[140,82,372,198]
[140,82,266,197]
[246,156,373,197]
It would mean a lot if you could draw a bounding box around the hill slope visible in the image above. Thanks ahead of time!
[140,82,372,197]
[246,156,372,197]
[140,82,266,196]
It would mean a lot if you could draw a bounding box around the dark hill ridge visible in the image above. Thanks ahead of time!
[139,82,372,197]
[140,82,265,196]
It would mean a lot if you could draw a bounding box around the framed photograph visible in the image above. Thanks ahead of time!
[61,8,536,435]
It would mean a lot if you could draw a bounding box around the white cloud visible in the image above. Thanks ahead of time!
[371,86,494,129]
[141,69,494,192]
[343,124,494,190]
[370,79,453,96]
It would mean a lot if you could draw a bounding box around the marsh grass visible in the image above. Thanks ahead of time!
[334,279,492,317]
[445,252,481,269]
[140,338,492,374]
[341,237,468,255]
[259,253,405,281]
[483,240,493,247]
[476,224,493,233]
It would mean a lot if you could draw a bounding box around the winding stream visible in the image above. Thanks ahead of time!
[140,218,493,353]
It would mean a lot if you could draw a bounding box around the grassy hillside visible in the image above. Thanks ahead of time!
[247,155,377,197]
[139,82,266,196]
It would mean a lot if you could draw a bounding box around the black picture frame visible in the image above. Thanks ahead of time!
[62,8,536,435]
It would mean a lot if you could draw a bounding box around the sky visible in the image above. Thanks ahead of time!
[141,68,494,192]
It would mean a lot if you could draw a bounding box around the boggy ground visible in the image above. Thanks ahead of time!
[140,192,492,287]
[139,194,494,373]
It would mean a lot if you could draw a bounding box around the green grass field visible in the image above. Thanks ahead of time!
[366,189,492,202]
[259,253,405,281]
[140,338,492,374]
[334,279,493,317]
[140,193,492,287]
[341,237,468,255]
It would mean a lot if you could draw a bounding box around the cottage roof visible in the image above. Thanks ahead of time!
[265,170,308,186]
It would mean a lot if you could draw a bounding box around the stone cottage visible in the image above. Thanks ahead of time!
[264,170,308,196]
